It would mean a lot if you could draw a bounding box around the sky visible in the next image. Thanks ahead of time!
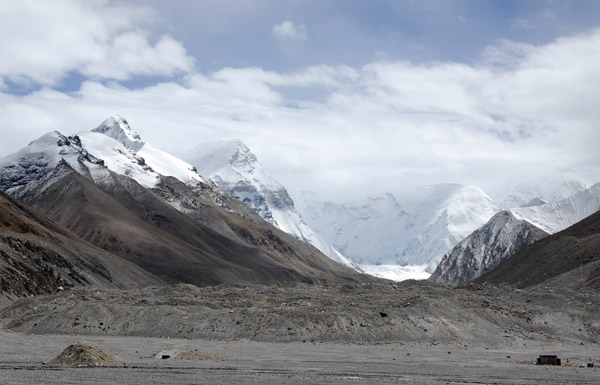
[1,0,599,201]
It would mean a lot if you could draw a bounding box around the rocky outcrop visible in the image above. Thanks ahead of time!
[476,209,600,290]
[430,210,548,286]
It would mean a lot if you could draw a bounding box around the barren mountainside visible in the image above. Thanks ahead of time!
[0,190,163,300]
[0,117,372,288]
[476,209,600,289]
[429,210,549,286]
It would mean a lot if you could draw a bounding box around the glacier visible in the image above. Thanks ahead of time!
[295,184,499,274]
[429,183,599,286]
[511,183,600,234]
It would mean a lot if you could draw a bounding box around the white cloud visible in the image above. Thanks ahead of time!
[272,20,307,40]
[0,28,599,201]
[0,0,194,86]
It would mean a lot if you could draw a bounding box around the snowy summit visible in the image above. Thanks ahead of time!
[93,115,145,152]
[184,139,362,271]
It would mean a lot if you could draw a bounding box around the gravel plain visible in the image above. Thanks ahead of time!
[1,281,600,384]
[1,325,600,385]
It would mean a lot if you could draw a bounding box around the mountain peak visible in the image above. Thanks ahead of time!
[228,140,258,170]
[183,139,360,270]
[429,208,549,286]
[185,139,259,177]
[92,115,144,151]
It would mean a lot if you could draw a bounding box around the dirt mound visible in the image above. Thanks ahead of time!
[154,349,222,361]
[48,343,126,366]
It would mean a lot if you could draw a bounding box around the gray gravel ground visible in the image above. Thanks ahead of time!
[2,320,600,384]
[2,281,600,384]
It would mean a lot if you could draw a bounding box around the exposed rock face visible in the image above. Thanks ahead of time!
[429,210,548,286]
[0,131,105,195]
[429,185,600,287]
[476,209,600,290]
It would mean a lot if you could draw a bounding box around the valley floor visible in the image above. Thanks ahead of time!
[1,322,599,384]
[1,281,600,384]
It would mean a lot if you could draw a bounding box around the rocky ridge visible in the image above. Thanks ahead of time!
[477,209,600,290]
[430,210,549,286]
[429,184,600,287]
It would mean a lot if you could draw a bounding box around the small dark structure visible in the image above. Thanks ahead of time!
[537,355,561,365]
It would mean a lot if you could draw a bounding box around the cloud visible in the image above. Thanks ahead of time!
[0,27,599,201]
[272,20,307,40]
[479,39,535,68]
[0,0,194,86]
[511,18,533,30]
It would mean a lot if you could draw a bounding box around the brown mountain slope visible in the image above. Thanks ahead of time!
[19,161,370,286]
[475,209,600,289]
[153,176,366,281]
[0,190,164,301]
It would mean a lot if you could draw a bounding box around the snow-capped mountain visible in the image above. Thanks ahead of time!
[0,116,203,197]
[429,210,549,286]
[183,140,360,271]
[296,184,499,273]
[428,184,599,286]
[475,209,600,290]
[490,179,589,209]
[92,115,204,187]
[0,131,110,197]
[93,115,145,151]
[511,183,600,234]
[0,116,368,287]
